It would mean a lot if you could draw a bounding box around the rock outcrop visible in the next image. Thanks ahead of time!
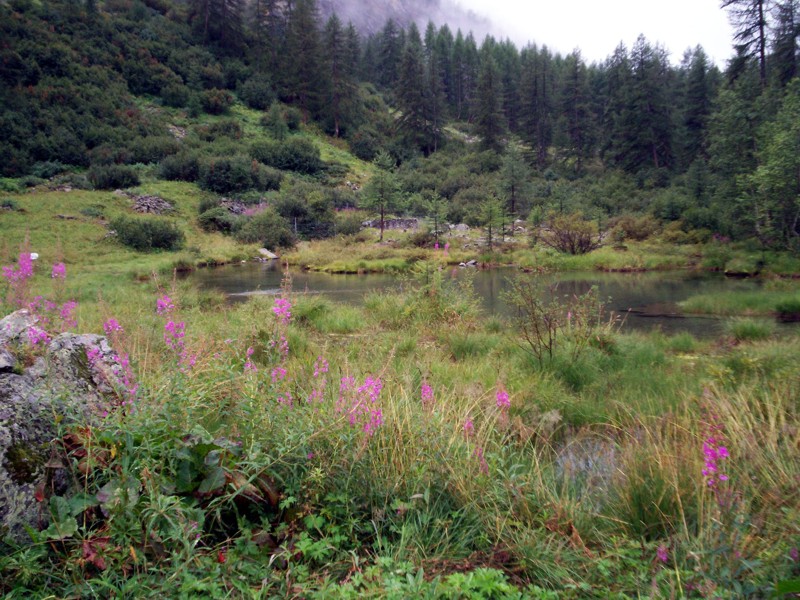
[0,310,120,542]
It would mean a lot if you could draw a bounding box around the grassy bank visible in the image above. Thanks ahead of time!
[1,252,799,597]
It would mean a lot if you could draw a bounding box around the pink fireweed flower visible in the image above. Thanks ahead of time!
[463,419,475,436]
[103,318,124,337]
[313,356,329,378]
[272,297,292,326]
[27,325,50,346]
[156,295,175,315]
[51,262,66,279]
[163,320,185,351]
[421,380,434,408]
[59,300,78,331]
[473,447,489,475]
[338,375,384,436]
[435,241,439,250]
[271,366,287,383]
[444,242,450,254]
[656,545,669,564]
[244,346,257,372]
[496,385,510,410]
[701,409,730,491]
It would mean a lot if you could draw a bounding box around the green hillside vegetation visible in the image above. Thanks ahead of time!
[1,0,799,597]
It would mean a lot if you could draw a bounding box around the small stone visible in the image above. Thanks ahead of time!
[258,249,279,260]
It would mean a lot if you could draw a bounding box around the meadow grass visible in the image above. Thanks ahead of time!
[2,199,800,597]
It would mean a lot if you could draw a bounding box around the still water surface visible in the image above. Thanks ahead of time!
[192,262,779,338]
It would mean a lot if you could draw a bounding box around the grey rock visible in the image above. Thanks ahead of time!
[0,347,15,373]
[258,248,279,260]
[0,314,122,542]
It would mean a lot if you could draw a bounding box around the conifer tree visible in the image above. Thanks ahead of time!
[475,51,505,152]
[722,0,769,87]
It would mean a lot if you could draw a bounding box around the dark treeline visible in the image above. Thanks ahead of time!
[1,0,799,248]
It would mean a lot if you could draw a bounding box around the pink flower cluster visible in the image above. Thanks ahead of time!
[156,295,175,316]
[87,343,138,412]
[473,447,489,475]
[51,263,66,279]
[496,385,510,410]
[338,375,384,436]
[2,253,34,306]
[421,380,434,408]
[271,366,287,383]
[701,410,729,490]
[2,252,33,285]
[272,297,292,326]
[26,325,50,346]
[104,318,124,337]
[313,356,329,378]
[244,346,257,372]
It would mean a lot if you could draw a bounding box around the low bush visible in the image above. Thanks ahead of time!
[196,119,242,142]
[110,216,185,251]
[235,207,294,249]
[199,156,282,194]
[159,152,201,182]
[87,165,140,190]
[198,207,237,233]
[250,138,324,174]
[238,75,275,110]
[128,136,181,164]
[201,88,235,115]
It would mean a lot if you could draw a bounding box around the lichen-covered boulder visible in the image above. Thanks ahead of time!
[0,310,122,543]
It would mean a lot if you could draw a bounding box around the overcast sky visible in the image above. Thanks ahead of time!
[454,0,736,66]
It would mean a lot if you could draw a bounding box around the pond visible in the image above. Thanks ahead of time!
[191,261,785,338]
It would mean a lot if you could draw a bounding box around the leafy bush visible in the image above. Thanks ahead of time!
[250,138,323,174]
[161,82,191,107]
[196,119,242,141]
[198,207,237,233]
[87,165,140,190]
[235,208,294,249]
[724,318,775,342]
[79,205,105,218]
[610,214,660,242]
[110,216,185,251]
[349,126,381,161]
[539,212,601,255]
[335,210,365,236]
[29,161,68,179]
[159,152,201,182]
[199,156,281,194]
[238,75,275,110]
[201,88,234,115]
[1,198,20,211]
[128,136,181,164]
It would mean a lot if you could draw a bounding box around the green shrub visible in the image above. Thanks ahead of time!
[161,82,191,107]
[235,208,294,249]
[128,136,181,164]
[111,216,185,251]
[196,119,242,141]
[610,214,660,241]
[88,165,140,190]
[1,198,20,211]
[201,88,234,115]
[724,318,776,342]
[250,138,323,174]
[159,152,201,182]
[30,161,68,179]
[198,207,236,233]
[79,205,105,218]
[335,211,364,236]
[199,156,281,194]
[238,76,275,110]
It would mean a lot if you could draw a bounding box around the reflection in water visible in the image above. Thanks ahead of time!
[192,262,784,338]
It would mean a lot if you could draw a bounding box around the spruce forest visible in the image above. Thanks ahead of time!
[0,0,799,597]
